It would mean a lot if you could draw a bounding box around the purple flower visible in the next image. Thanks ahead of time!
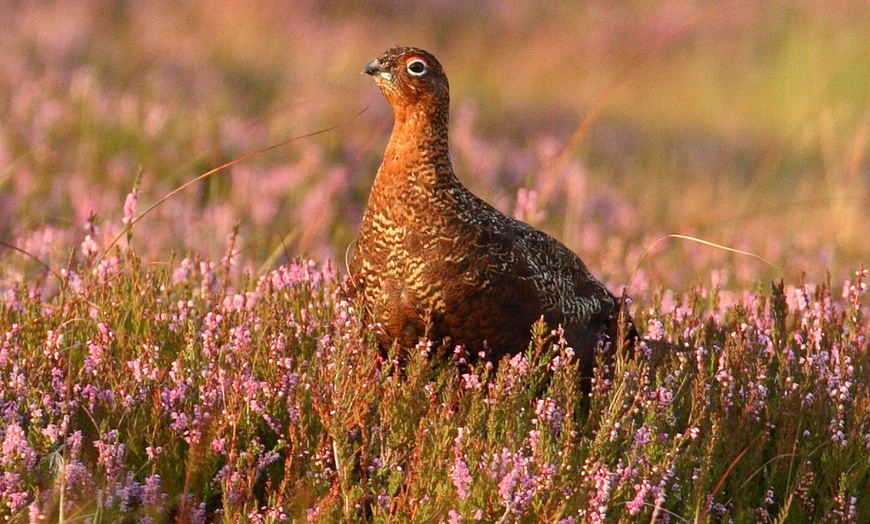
[461,373,482,390]
[452,456,472,501]
[80,234,99,259]
[586,463,613,524]
[93,430,125,479]
[646,318,665,341]
[513,188,545,223]
[143,474,163,506]
[451,429,472,500]
[29,500,43,523]
[63,460,95,500]
[534,397,565,433]
[490,447,538,515]
[0,472,29,512]
[633,424,651,447]
[627,480,650,515]
[2,422,36,469]
[122,187,139,226]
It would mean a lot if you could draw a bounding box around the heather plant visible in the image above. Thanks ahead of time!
[2,2,870,523]
[1,209,868,522]
[2,1,870,289]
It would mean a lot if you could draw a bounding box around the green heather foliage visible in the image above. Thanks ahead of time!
[0,246,867,522]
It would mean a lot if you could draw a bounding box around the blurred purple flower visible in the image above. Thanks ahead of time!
[122,187,139,226]
[513,188,545,224]
[646,318,665,341]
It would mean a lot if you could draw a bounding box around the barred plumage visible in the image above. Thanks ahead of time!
[350,46,630,374]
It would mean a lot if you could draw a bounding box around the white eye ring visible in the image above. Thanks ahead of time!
[406,59,428,76]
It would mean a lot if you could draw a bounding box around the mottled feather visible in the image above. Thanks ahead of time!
[351,46,631,373]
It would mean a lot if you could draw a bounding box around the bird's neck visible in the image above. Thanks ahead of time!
[374,106,456,196]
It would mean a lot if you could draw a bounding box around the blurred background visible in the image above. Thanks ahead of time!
[1,0,869,294]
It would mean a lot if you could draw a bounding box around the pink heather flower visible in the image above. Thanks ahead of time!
[627,480,651,515]
[45,329,64,351]
[451,455,473,500]
[448,509,463,524]
[29,500,43,523]
[94,256,121,283]
[0,472,29,512]
[513,188,545,224]
[231,325,251,353]
[173,257,194,283]
[142,474,162,506]
[85,340,103,375]
[587,464,613,524]
[2,422,36,469]
[534,397,565,433]
[646,318,665,341]
[607,422,622,442]
[633,425,651,447]
[62,430,82,459]
[497,466,520,505]
[122,187,139,225]
[93,430,125,479]
[652,386,674,411]
[461,373,482,390]
[211,438,227,455]
[80,234,99,259]
[257,451,280,473]
[41,423,61,444]
[491,448,537,514]
[63,460,94,500]
[451,429,472,500]
[508,352,527,372]
[184,501,207,524]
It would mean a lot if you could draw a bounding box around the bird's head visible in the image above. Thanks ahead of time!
[364,46,449,117]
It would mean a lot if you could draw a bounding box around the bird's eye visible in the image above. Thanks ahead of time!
[406,58,428,76]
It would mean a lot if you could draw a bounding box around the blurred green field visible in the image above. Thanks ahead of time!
[2,0,869,291]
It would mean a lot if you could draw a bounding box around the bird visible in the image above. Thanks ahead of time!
[350,46,633,376]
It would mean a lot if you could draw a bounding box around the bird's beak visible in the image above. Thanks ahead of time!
[363,59,385,76]
[364,59,392,81]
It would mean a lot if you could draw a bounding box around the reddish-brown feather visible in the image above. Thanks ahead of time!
[351,46,632,373]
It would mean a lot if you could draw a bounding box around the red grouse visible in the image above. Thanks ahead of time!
[351,46,630,374]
